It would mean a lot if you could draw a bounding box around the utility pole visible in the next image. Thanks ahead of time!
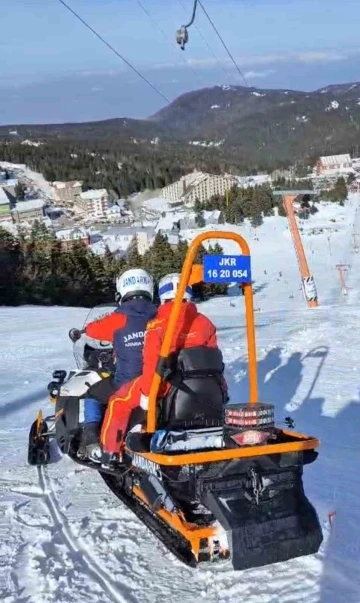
[336,264,350,295]
[283,194,319,308]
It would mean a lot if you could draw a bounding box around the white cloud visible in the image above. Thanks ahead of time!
[152,48,359,71]
[79,70,120,77]
[295,51,346,63]
[244,69,275,79]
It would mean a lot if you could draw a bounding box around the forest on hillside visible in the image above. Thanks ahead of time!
[0,138,293,200]
[0,224,227,307]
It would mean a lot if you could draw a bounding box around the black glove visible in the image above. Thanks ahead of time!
[69,328,83,342]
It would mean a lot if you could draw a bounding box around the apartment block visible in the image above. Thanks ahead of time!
[161,171,237,205]
[74,189,109,218]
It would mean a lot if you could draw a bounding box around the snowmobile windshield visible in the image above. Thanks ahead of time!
[73,303,117,369]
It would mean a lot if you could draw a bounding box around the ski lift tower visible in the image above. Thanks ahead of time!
[274,191,319,308]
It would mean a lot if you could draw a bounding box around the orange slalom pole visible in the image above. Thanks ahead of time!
[284,195,318,308]
[146,231,258,433]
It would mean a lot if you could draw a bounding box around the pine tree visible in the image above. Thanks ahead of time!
[194,198,202,213]
[0,228,22,304]
[333,177,347,203]
[21,222,54,303]
[126,245,143,269]
[15,181,26,201]
[173,239,189,272]
[142,232,175,281]
[250,214,264,228]
[195,211,205,227]
[66,240,93,306]
[49,239,67,304]
[194,197,205,227]
[204,243,228,297]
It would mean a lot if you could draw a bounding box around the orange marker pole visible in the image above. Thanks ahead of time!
[146,231,258,433]
[283,195,318,308]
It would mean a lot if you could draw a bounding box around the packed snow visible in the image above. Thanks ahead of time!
[189,141,225,148]
[142,196,172,215]
[236,174,271,187]
[1,196,360,602]
[21,140,43,148]
[0,162,55,201]
[325,101,340,111]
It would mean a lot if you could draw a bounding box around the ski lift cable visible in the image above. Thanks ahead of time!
[56,0,170,104]
[134,0,204,87]
[177,0,234,83]
[198,0,249,88]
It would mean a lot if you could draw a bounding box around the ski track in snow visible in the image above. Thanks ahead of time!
[1,195,360,602]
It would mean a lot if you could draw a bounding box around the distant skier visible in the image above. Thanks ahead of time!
[69,268,157,462]
[101,272,228,457]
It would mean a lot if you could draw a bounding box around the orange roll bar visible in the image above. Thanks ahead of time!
[146,231,258,433]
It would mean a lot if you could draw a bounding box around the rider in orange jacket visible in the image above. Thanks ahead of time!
[100,273,222,456]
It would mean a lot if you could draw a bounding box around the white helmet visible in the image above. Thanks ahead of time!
[158,273,192,304]
[116,268,154,303]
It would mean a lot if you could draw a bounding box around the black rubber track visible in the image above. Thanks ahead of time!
[64,452,223,568]
[100,471,198,568]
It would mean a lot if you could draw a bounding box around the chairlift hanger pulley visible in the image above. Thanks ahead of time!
[176,0,198,50]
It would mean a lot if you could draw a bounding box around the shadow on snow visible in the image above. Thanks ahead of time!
[226,346,360,603]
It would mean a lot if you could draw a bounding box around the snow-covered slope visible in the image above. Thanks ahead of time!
[0,161,55,201]
[1,196,360,603]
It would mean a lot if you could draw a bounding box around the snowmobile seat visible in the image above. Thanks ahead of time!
[158,346,227,430]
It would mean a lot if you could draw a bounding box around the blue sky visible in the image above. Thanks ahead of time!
[1,0,360,123]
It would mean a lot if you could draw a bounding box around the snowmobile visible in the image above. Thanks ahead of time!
[28,230,323,571]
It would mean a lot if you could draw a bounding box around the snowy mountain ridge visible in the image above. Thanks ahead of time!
[3,80,360,164]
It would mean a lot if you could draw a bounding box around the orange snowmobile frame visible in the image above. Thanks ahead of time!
[125,231,319,563]
[139,230,319,454]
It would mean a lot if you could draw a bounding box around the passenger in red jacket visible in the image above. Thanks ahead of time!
[101,272,222,457]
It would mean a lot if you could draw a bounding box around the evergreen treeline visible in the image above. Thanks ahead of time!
[0,224,228,307]
[272,177,314,190]
[320,177,348,205]
[193,178,347,228]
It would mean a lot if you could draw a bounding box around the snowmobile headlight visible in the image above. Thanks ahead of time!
[47,381,60,397]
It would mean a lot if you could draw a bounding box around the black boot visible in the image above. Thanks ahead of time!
[83,422,101,446]
[79,422,102,463]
